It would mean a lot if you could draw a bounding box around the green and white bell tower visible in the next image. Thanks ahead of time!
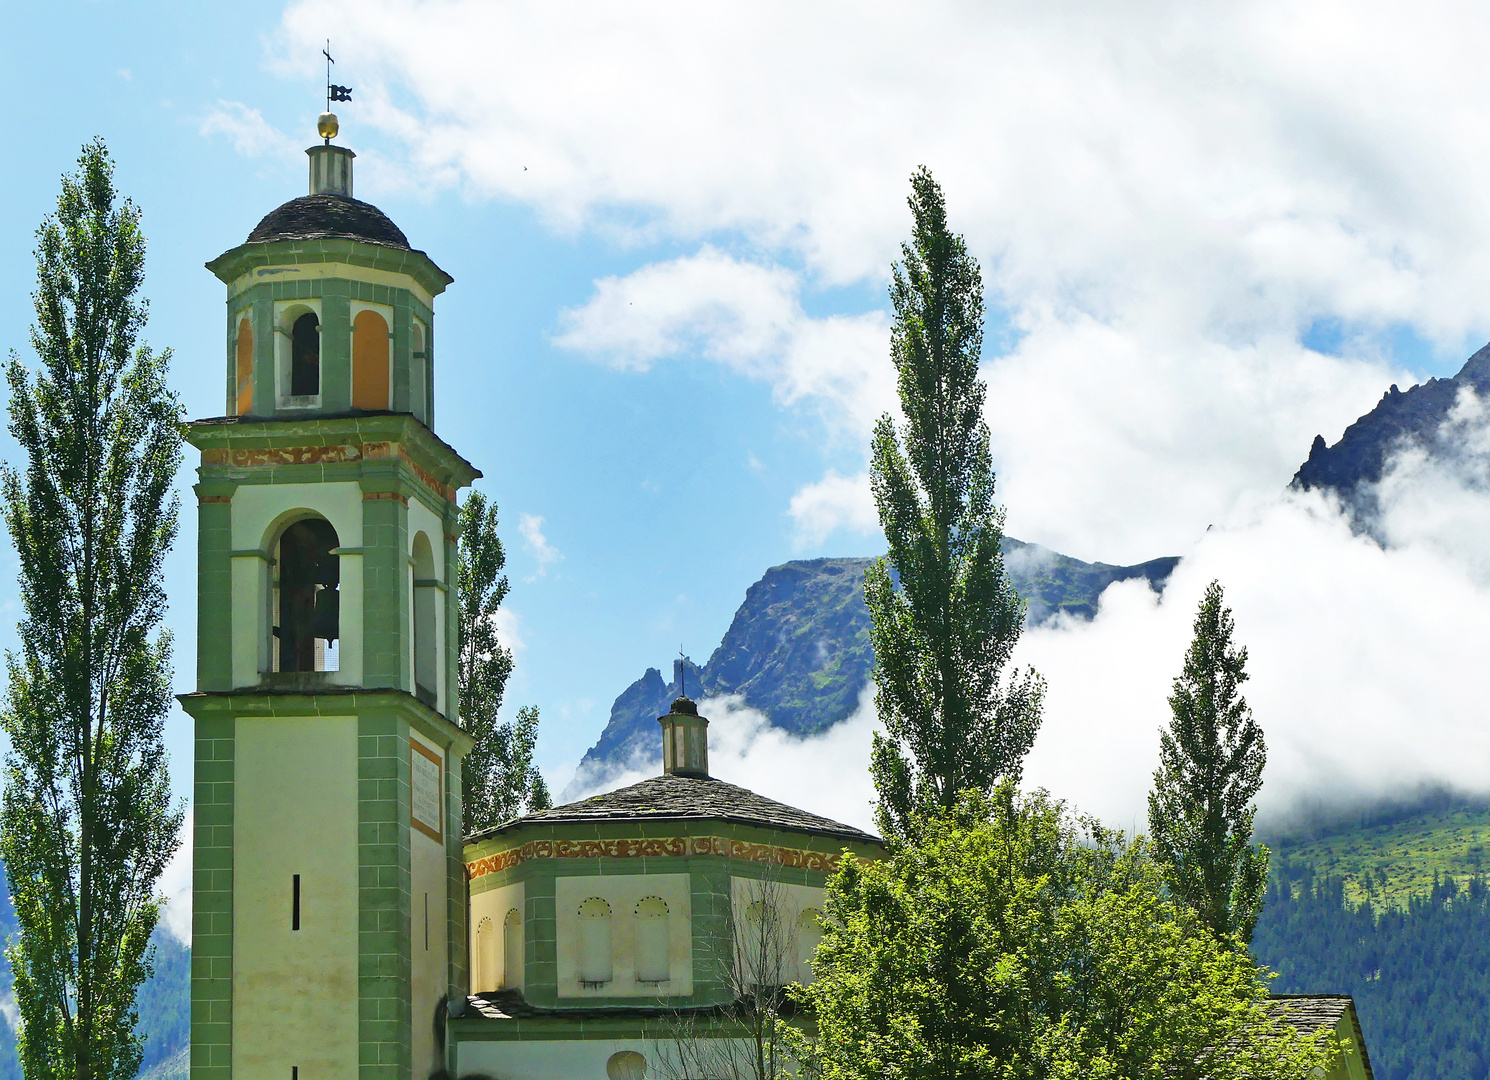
[182,111,478,1080]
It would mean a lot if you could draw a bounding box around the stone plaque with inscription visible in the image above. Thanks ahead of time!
[410,741,443,841]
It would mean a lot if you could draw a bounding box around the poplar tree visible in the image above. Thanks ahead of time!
[865,167,1044,841]
[0,138,185,1080]
[1148,579,1269,945]
[457,489,550,833]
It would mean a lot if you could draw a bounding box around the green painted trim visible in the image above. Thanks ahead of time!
[190,713,236,1078]
[412,578,447,593]
[196,491,235,692]
[358,708,413,1079]
[176,689,473,758]
[229,549,274,563]
[207,237,454,297]
[360,491,408,690]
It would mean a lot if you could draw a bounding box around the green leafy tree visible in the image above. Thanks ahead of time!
[0,138,185,1080]
[457,489,550,833]
[1148,579,1270,945]
[787,789,1336,1080]
[865,167,1043,841]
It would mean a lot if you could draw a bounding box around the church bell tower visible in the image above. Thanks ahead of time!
[181,109,478,1079]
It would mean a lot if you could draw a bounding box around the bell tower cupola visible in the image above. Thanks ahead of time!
[206,113,449,427]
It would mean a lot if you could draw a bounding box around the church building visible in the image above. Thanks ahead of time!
[180,112,881,1080]
[181,112,1377,1080]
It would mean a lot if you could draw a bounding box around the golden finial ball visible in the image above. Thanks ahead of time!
[317,111,340,141]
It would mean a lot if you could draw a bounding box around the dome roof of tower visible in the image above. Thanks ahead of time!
[469,772,879,846]
[245,193,411,250]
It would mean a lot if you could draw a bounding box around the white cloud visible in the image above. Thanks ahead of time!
[555,247,893,443]
[199,101,299,159]
[490,606,525,655]
[1018,474,1490,832]
[1373,386,1490,582]
[272,1,1490,328]
[518,513,562,578]
[158,808,193,946]
[787,470,878,547]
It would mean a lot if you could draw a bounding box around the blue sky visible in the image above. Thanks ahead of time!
[4,2,1490,824]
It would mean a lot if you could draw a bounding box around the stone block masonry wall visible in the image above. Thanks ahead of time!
[359,711,414,1078]
[191,715,235,1077]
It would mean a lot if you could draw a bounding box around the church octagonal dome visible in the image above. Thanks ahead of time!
[246,192,411,250]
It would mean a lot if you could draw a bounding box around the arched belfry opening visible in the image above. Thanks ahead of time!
[290,312,321,397]
[274,517,340,672]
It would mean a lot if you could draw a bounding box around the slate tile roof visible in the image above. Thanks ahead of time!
[470,773,879,846]
[245,193,412,250]
[1264,995,1375,1079]
[1262,994,1352,1035]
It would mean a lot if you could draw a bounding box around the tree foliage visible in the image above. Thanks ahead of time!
[457,489,549,832]
[865,167,1043,842]
[0,138,184,1080]
[1149,579,1269,945]
[788,788,1337,1080]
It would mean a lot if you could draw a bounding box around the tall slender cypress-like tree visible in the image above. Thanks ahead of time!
[457,489,550,833]
[0,139,185,1080]
[865,167,1044,842]
[1148,579,1269,945]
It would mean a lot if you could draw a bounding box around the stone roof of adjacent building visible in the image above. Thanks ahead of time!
[245,193,412,250]
[470,773,879,846]
[1263,995,1374,1079]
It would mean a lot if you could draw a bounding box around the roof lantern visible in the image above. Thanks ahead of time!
[659,697,709,778]
[307,109,354,196]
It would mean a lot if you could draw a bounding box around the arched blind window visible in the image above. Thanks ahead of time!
[502,908,523,989]
[474,916,495,993]
[290,312,320,396]
[796,908,823,984]
[634,897,670,983]
[235,317,253,415]
[578,898,613,986]
[352,309,390,410]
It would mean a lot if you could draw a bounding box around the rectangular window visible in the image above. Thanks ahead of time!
[292,874,301,931]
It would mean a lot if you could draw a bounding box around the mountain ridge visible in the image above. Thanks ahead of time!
[566,539,1180,796]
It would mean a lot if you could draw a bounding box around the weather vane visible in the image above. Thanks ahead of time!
[322,40,353,140]
[678,647,687,698]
